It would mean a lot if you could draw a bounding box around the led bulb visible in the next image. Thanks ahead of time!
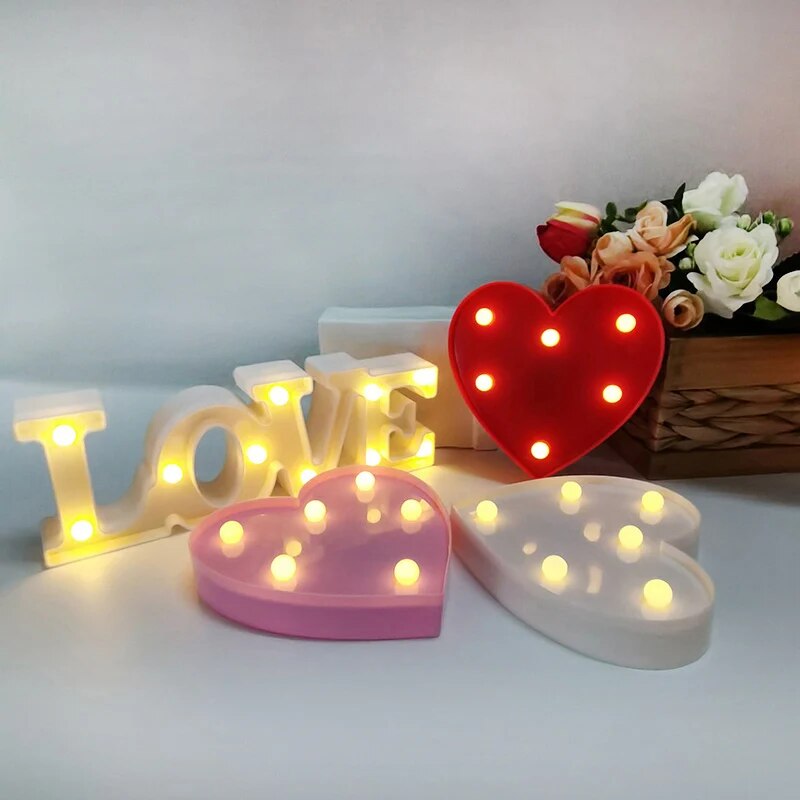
[540,328,560,347]
[530,441,550,460]
[285,539,303,557]
[162,463,183,484]
[268,386,290,406]
[560,481,582,502]
[602,384,623,404]
[219,520,244,545]
[270,554,297,582]
[355,471,376,492]
[400,499,423,522]
[616,313,637,333]
[618,524,643,550]
[363,383,383,401]
[412,368,437,387]
[52,424,77,447]
[643,578,673,609]
[303,500,327,523]
[394,558,420,587]
[641,490,665,513]
[365,448,381,467]
[475,500,498,523]
[522,542,537,555]
[475,307,494,326]
[70,519,93,542]
[475,373,494,392]
[367,508,382,524]
[541,554,568,583]
[245,444,268,465]
[300,468,317,485]
[416,437,434,459]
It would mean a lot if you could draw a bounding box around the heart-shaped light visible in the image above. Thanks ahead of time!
[448,283,665,478]
[451,476,714,669]
[189,466,450,639]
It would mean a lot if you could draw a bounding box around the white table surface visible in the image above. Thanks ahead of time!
[1,378,798,799]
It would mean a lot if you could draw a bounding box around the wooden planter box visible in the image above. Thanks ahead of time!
[610,333,800,479]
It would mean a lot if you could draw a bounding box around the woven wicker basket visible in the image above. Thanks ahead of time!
[611,333,800,478]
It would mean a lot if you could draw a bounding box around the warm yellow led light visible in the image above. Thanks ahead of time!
[602,384,623,404]
[162,463,184,484]
[540,328,561,347]
[522,542,537,555]
[219,520,244,545]
[303,500,327,523]
[560,480,582,502]
[541,554,568,582]
[365,448,381,467]
[70,519,93,542]
[530,441,550,460]
[394,558,420,586]
[616,313,637,333]
[583,522,602,542]
[270,553,297,582]
[643,578,673,609]
[285,538,302,557]
[475,373,494,392]
[400,499,423,522]
[363,383,383,401]
[300,468,317,485]
[641,490,665,513]
[475,307,494,326]
[416,437,434,459]
[355,471,376,492]
[245,444,268,465]
[412,368,437,387]
[367,508,382,524]
[52,424,77,447]
[618,524,644,550]
[268,386,290,406]
[475,500,498,523]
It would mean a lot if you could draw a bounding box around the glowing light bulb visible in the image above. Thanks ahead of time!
[245,444,268,465]
[530,441,550,460]
[475,500,498,523]
[355,471,376,492]
[602,384,623,404]
[303,500,327,523]
[541,554,568,583]
[268,386,290,406]
[270,554,297,582]
[52,424,77,447]
[416,437,434,459]
[475,373,494,392]
[162,463,183,484]
[401,499,423,522]
[367,508,382,524]
[560,481,582,502]
[616,313,637,333]
[363,383,383,401]
[618,524,644,550]
[641,490,665,513]
[412,368,437,387]
[643,578,673,609]
[285,539,303,557]
[70,519,93,542]
[522,542,537,555]
[475,307,494,326]
[300,468,317,485]
[219,520,244,545]
[540,328,560,347]
[365,448,381,467]
[583,522,602,542]
[394,558,420,586]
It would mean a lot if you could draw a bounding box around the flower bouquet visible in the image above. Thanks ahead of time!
[536,172,800,478]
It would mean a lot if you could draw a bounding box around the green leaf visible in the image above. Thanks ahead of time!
[752,296,790,321]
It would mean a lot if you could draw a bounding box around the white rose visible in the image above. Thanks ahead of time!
[687,224,779,318]
[682,172,748,231]
[777,270,800,312]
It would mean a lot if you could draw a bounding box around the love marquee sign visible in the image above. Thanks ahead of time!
[14,352,438,567]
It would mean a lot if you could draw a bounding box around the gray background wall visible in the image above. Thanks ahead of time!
[2,0,799,387]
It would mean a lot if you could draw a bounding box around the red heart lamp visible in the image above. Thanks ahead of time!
[448,282,664,478]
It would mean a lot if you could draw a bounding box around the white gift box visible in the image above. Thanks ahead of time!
[318,307,494,449]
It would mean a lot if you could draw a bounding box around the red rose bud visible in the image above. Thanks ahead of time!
[537,201,601,263]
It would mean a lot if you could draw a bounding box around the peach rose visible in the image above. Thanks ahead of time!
[597,252,674,300]
[661,289,704,331]
[628,201,695,257]
[539,256,596,308]
[591,231,634,271]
